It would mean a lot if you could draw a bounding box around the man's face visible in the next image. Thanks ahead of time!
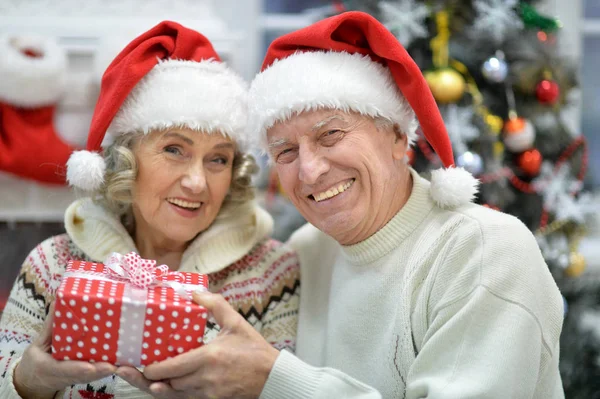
[267,109,410,245]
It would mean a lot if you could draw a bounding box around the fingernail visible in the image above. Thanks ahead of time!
[193,289,209,297]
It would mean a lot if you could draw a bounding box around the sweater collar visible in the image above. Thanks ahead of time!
[341,168,434,265]
[64,198,273,274]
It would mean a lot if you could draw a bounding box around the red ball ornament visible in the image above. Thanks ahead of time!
[536,79,560,105]
[516,149,543,176]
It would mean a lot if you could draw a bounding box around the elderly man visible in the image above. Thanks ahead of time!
[122,11,565,399]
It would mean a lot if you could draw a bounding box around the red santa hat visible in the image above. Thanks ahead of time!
[66,21,248,192]
[249,11,479,208]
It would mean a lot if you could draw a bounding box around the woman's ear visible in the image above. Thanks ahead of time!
[391,124,408,161]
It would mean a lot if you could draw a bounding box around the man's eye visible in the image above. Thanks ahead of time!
[164,146,182,155]
[276,148,297,164]
[320,129,343,145]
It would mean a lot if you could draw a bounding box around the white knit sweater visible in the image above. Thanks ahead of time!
[260,168,565,399]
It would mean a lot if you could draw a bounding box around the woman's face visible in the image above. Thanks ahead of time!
[131,128,235,246]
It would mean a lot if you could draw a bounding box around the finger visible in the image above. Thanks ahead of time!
[117,366,154,393]
[50,360,116,384]
[148,381,188,399]
[34,301,56,346]
[143,346,210,381]
[192,291,243,331]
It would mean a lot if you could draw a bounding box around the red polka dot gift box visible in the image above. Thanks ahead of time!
[51,252,209,366]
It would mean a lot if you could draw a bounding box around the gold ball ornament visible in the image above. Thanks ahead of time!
[565,252,586,277]
[485,114,504,135]
[424,68,466,104]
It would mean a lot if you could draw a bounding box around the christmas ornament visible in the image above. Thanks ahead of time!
[0,34,76,185]
[503,117,535,152]
[535,79,560,105]
[424,68,466,103]
[481,50,509,83]
[472,0,524,44]
[516,148,542,176]
[486,114,504,135]
[380,0,429,47]
[564,252,585,277]
[456,151,484,175]
[517,2,561,33]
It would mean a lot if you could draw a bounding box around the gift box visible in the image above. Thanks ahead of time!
[51,252,209,366]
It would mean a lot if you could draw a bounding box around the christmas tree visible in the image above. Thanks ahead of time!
[261,1,600,396]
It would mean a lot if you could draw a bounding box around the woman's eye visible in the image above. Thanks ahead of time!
[164,145,182,155]
[212,157,229,165]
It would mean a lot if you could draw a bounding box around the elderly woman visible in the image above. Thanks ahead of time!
[0,21,300,399]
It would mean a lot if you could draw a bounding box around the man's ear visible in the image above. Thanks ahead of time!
[392,124,408,161]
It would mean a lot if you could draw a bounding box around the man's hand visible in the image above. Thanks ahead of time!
[118,291,279,399]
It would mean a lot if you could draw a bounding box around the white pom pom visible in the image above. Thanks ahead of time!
[66,150,106,191]
[430,167,480,208]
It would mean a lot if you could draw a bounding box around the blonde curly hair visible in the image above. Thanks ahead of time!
[95,132,258,230]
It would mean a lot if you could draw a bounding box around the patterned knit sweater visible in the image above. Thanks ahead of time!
[0,198,300,399]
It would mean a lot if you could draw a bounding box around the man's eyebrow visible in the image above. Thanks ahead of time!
[268,138,291,149]
[311,115,346,131]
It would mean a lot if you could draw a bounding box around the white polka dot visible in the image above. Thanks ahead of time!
[102,355,108,361]
[65,345,71,351]
[66,312,72,319]
[104,332,111,339]
[91,348,97,354]
[158,315,165,322]
[55,311,61,317]
[83,295,89,302]
[80,318,86,324]
[106,321,112,328]
[91,337,98,343]
[81,306,87,314]
[174,334,180,340]
[95,303,102,309]
[63,356,70,360]
[177,347,184,353]
[193,324,200,331]
[183,318,190,325]
[172,311,178,317]
[61,323,67,329]
[54,335,61,342]
[146,308,153,315]
[93,326,99,332]
[69,300,76,306]
[168,345,174,352]
[108,298,115,305]
[141,354,148,360]
[107,309,114,316]
[60,300,66,306]
[159,303,166,310]
[143,342,149,349]
[154,349,161,356]
[157,327,163,333]
[145,320,152,326]
[185,306,191,313]
[171,322,177,329]
[132,312,140,319]
[98,293,103,298]
[66,336,72,343]
[127,358,134,364]
[143,331,150,338]
[197,336,203,343]
[202,313,207,319]
[78,341,84,347]
[58,292,64,298]
[103,344,110,350]
[76,352,83,359]
[72,324,79,331]
[94,314,100,321]
[185,336,192,342]
[156,338,162,344]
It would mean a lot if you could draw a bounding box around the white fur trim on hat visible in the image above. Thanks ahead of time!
[430,167,479,208]
[107,59,250,150]
[0,34,67,107]
[248,51,418,152]
[66,150,106,191]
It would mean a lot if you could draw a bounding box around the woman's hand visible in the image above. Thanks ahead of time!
[117,291,280,399]
[13,302,117,399]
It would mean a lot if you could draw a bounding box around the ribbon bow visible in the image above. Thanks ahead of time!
[105,252,171,289]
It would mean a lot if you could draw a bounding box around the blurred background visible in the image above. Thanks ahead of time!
[1,0,599,396]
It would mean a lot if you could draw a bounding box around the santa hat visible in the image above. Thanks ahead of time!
[66,21,248,192]
[248,11,479,208]
[0,34,75,185]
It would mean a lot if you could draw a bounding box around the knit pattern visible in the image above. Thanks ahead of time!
[0,234,299,399]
